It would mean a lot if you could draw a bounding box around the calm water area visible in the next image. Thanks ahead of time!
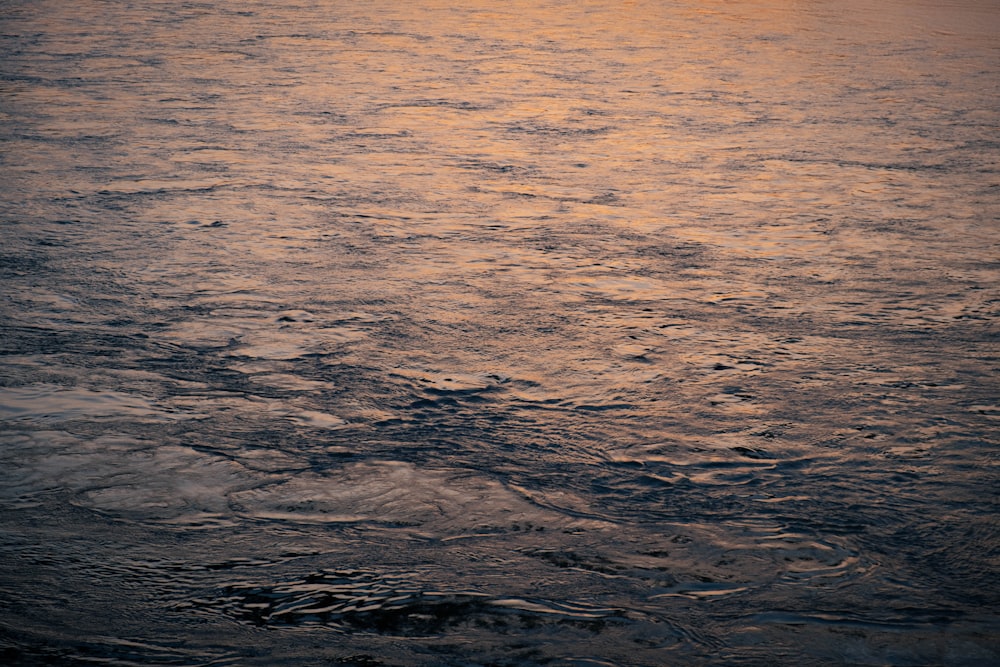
[1,1,999,664]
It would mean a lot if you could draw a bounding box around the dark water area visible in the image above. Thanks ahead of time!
[1,0,998,664]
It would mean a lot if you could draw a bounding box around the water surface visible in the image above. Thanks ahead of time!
[1,1,998,665]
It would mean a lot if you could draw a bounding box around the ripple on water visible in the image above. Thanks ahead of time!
[229,460,602,536]
[156,309,369,359]
[0,384,181,423]
[182,565,682,662]
[0,430,252,526]
[163,393,347,431]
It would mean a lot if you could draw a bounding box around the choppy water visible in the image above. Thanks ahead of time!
[1,0,998,664]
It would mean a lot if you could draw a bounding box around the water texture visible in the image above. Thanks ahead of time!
[1,0,998,664]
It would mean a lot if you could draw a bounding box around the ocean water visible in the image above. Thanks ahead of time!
[1,0,998,664]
